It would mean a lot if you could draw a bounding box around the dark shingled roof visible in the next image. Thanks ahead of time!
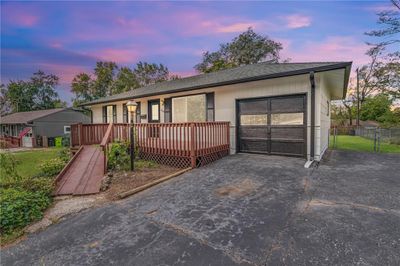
[0,108,65,124]
[81,61,352,106]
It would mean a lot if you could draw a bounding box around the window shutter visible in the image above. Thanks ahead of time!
[135,102,141,123]
[164,98,172,123]
[206,93,215,121]
[112,105,117,123]
[123,104,128,123]
[102,106,107,123]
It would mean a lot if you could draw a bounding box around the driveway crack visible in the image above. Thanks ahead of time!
[150,219,256,265]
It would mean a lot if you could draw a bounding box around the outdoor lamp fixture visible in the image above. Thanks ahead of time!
[126,100,138,171]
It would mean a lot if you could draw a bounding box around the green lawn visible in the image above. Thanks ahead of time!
[1,148,63,179]
[329,135,400,153]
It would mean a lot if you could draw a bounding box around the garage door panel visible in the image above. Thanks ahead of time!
[240,126,268,138]
[240,139,269,153]
[270,141,304,156]
[238,94,306,157]
[271,127,304,140]
[239,100,268,114]
[270,97,304,113]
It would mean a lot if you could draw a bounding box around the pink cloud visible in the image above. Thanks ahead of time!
[281,36,369,66]
[284,14,311,29]
[216,22,260,33]
[90,48,141,63]
[10,13,39,27]
[50,42,63,48]
[36,63,90,85]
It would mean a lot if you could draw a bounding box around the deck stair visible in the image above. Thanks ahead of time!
[55,145,104,195]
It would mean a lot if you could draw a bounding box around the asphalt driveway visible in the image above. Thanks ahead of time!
[2,151,400,265]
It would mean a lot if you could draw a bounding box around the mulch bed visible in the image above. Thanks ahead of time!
[104,165,179,200]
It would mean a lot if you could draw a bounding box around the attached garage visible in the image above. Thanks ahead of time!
[82,62,352,165]
[237,94,306,157]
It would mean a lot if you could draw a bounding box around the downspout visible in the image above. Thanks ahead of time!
[305,71,316,168]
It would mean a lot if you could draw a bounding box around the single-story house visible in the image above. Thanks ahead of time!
[81,62,352,164]
[0,108,90,147]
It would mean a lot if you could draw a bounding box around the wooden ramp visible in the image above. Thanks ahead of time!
[55,145,104,196]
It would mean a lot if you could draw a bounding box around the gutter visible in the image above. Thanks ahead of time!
[80,62,353,107]
[305,71,316,168]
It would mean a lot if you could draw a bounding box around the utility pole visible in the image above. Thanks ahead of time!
[356,68,360,128]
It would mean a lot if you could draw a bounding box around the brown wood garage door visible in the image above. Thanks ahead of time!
[237,94,307,157]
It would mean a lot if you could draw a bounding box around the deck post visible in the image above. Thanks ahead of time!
[190,122,196,168]
[78,123,83,146]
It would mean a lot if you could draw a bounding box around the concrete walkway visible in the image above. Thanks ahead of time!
[2,151,400,265]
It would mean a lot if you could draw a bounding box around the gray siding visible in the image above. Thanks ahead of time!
[32,110,90,137]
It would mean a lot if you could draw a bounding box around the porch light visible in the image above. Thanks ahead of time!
[126,100,137,172]
[126,100,138,113]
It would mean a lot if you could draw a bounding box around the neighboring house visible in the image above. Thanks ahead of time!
[81,62,351,163]
[0,108,90,147]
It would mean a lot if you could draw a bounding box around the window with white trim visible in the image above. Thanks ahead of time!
[64,126,71,134]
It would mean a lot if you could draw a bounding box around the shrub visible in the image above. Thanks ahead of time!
[0,153,21,183]
[57,148,71,163]
[38,158,65,177]
[0,188,51,234]
[20,177,54,196]
[107,141,130,171]
[62,135,70,147]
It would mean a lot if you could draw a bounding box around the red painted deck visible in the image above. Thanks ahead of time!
[55,145,104,195]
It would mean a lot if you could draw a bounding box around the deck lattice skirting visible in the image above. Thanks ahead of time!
[71,122,230,169]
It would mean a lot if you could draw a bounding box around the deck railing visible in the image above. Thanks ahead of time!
[0,135,21,147]
[71,122,230,168]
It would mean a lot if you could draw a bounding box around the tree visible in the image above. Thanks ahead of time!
[112,67,139,94]
[92,61,118,98]
[71,73,93,107]
[71,61,179,105]
[30,70,61,110]
[1,71,64,113]
[360,94,399,126]
[365,0,399,50]
[363,0,400,99]
[195,28,283,73]
[134,62,173,86]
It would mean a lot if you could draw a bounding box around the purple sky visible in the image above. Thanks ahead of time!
[1,1,395,104]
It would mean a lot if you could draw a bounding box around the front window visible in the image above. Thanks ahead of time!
[172,94,206,122]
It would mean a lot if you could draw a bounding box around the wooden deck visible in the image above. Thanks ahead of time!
[55,145,104,195]
[56,122,230,196]
[71,122,231,169]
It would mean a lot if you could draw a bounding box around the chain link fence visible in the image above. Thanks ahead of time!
[330,126,400,152]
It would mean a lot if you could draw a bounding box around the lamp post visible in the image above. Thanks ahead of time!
[126,100,138,171]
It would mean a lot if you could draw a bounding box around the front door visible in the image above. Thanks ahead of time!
[22,129,33,147]
[148,100,160,123]
[237,94,307,157]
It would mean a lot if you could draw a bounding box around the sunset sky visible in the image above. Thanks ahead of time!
[1,1,395,103]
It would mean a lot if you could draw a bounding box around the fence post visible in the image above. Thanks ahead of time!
[377,127,381,153]
[373,128,377,152]
[190,123,196,168]
[333,127,337,149]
